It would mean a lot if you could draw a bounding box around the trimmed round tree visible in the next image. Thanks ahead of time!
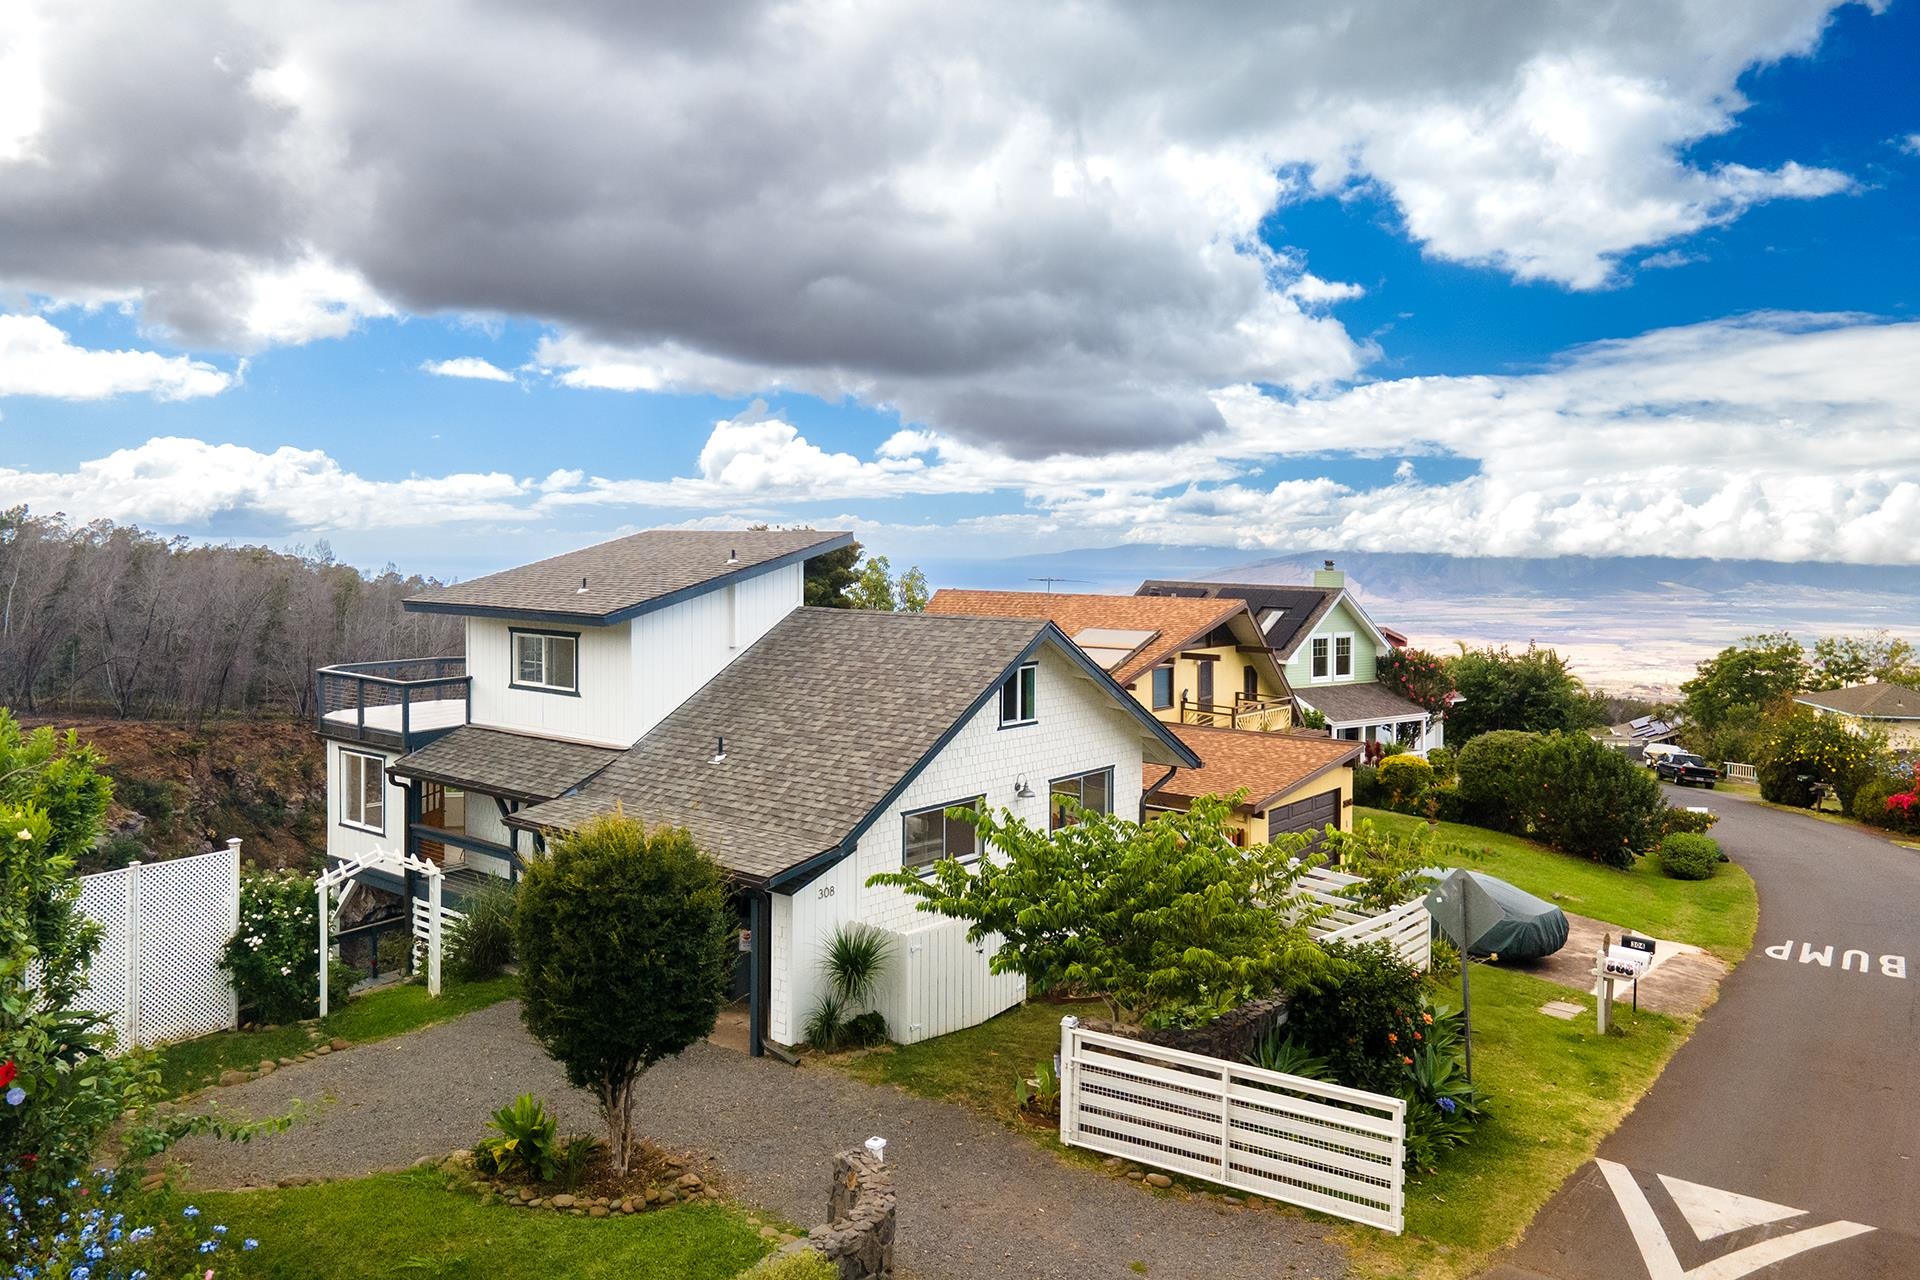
[515,812,736,1173]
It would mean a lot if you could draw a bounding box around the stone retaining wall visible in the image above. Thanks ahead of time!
[771,1147,895,1279]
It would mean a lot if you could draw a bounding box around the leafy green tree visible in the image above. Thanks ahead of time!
[1680,633,1808,737]
[802,539,863,607]
[515,813,736,1173]
[1443,644,1600,742]
[1521,732,1663,868]
[1809,632,1919,690]
[1375,647,1453,716]
[896,566,930,613]
[870,795,1337,1028]
[845,554,899,611]
[1753,708,1885,811]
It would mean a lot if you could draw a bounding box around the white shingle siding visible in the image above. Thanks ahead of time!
[769,644,1151,1046]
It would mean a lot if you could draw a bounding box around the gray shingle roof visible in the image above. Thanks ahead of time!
[389,727,623,803]
[1295,682,1431,725]
[1137,581,1340,658]
[405,529,853,624]
[1793,681,1920,721]
[510,607,1190,884]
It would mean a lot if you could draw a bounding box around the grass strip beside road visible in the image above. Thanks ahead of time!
[191,1169,771,1279]
[151,976,519,1097]
[1355,808,1758,963]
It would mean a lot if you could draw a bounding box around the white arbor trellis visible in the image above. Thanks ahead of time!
[317,849,444,1016]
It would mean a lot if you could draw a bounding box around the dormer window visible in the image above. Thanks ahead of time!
[511,628,579,694]
[999,662,1038,727]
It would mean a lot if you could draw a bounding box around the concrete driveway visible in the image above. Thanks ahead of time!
[1482,786,1920,1280]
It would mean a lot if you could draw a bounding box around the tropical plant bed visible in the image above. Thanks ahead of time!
[191,1166,777,1279]
[1353,808,1758,963]
[435,1142,787,1230]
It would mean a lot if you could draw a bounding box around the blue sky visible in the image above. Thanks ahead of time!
[2,0,1917,581]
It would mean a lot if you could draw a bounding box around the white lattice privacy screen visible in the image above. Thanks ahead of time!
[75,844,242,1050]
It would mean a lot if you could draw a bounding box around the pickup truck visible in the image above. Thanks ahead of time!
[1654,752,1718,788]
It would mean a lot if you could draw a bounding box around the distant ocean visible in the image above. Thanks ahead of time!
[921,547,1920,697]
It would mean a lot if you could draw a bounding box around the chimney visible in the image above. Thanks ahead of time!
[575,576,590,594]
[1312,560,1345,590]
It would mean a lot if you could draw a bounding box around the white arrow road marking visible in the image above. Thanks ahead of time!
[1597,1159,1875,1280]
[1658,1173,1806,1241]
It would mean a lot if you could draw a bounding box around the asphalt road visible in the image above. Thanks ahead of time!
[1483,785,1920,1280]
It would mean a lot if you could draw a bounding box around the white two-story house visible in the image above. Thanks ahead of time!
[316,529,1195,1056]
[1139,563,1444,754]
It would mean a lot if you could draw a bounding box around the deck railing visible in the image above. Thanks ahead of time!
[1177,692,1292,731]
[313,657,469,751]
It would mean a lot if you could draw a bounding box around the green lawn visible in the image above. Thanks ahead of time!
[151,976,519,1096]
[190,1168,771,1279]
[836,997,1073,1127]
[1354,808,1758,963]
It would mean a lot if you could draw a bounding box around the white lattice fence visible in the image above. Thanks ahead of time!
[75,843,241,1050]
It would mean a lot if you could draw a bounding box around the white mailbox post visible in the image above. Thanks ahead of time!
[1594,934,1653,1033]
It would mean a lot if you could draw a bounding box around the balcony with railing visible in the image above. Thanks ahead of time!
[1177,692,1293,731]
[314,657,469,752]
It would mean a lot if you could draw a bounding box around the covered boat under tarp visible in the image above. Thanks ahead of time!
[1421,868,1570,959]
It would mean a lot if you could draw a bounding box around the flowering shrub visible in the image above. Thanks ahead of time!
[1375,647,1454,717]
[1754,709,1886,811]
[222,872,355,1025]
[1854,776,1920,835]
[4,1168,265,1280]
[1374,755,1435,811]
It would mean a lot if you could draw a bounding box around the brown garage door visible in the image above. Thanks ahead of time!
[1265,788,1341,843]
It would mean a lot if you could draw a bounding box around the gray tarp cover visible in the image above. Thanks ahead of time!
[1421,868,1570,959]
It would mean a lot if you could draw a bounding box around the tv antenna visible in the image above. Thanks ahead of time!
[1028,577,1092,592]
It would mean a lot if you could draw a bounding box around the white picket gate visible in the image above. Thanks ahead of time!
[1295,867,1432,969]
[1723,762,1758,784]
[871,916,1026,1045]
[1058,1018,1406,1233]
[75,843,241,1050]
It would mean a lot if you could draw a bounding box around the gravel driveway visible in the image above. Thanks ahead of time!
[172,1001,1347,1280]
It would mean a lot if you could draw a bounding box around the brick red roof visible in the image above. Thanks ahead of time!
[1147,724,1360,811]
[926,589,1248,684]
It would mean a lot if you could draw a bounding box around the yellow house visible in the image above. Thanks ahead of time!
[1145,724,1362,845]
[1791,682,1920,751]
[925,589,1294,730]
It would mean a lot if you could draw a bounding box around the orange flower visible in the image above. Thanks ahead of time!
[1421,1012,1433,1024]
[1387,1032,1397,1044]
[1402,1055,1414,1065]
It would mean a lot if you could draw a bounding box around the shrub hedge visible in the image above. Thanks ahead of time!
[1452,730,1664,868]
[1658,833,1721,880]
[1853,775,1920,834]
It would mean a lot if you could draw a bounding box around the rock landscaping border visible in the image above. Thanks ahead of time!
[1077,994,1289,1064]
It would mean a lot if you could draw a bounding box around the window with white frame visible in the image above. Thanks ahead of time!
[999,662,1037,726]
[1335,634,1354,678]
[511,629,579,693]
[341,750,385,834]
[903,797,984,869]
[1050,768,1112,831]
[1310,636,1330,680]
[1151,666,1174,710]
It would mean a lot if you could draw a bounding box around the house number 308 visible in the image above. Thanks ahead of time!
[817,884,836,900]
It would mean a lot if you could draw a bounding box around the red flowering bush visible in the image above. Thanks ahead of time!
[1376,647,1454,716]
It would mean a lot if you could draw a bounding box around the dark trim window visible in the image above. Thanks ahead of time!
[1310,636,1330,680]
[999,662,1037,727]
[1050,768,1113,831]
[340,749,385,834]
[510,627,580,694]
[1151,666,1174,710]
[903,797,984,869]
[1334,634,1354,679]
[1243,665,1259,698]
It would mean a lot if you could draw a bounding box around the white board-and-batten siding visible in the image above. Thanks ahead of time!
[767,644,1151,1045]
[462,562,803,748]
[325,740,403,865]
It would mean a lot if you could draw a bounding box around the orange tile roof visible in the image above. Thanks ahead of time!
[1146,725,1361,811]
[926,589,1247,684]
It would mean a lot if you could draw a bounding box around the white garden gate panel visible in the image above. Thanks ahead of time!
[75,844,241,1050]
[1059,1020,1406,1233]
[872,917,1026,1045]
[1296,867,1432,970]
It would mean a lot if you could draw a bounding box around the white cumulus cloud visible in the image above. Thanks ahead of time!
[421,356,515,383]
[0,313,234,400]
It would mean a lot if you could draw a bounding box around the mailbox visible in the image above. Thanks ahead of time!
[1604,945,1650,980]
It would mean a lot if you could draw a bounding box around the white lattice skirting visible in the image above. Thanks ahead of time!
[76,844,241,1050]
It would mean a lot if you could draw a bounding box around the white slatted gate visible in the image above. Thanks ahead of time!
[1059,1018,1406,1233]
[75,844,242,1050]
[1296,867,1432,969]
[871,917,1027,1044]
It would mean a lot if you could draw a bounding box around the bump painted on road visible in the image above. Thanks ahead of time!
[1760,940,1906,978]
